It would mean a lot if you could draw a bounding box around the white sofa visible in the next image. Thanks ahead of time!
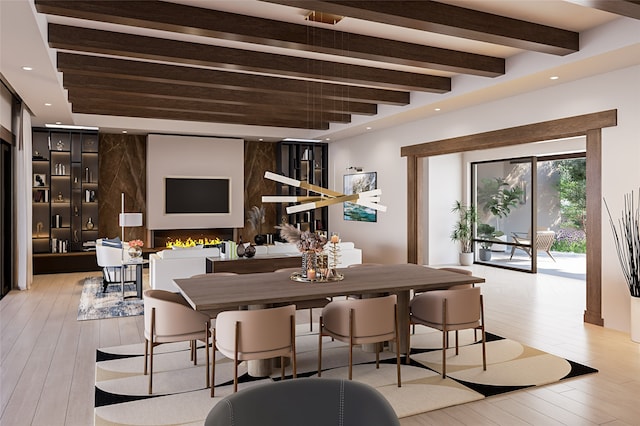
[150,242,362,292]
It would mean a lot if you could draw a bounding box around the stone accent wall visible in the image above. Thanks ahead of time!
[98,133,147,242]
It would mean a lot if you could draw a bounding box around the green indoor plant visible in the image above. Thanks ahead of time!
[476,223,504,261]
[478,177,524,225]
[451,201,477,266]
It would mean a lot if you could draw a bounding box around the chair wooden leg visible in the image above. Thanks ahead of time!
[309,308,313,332]
[290,315,297,378]
[211,328,216,398]
[233,321,239,393]
[348,308,355,380]
[148,307,156,394]
[317,317,323,377]
[281,356,285,380]
[375,344,380,369]
[441,299,447,379]
[205,322,210,389]
[143,338,149,375]
[455,330,459,355]
[395,304,401,387]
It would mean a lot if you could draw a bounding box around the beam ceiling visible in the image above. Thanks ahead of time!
[28,0,630,132]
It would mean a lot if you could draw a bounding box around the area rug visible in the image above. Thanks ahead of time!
[94,325,597,424]
[77,276,143,321]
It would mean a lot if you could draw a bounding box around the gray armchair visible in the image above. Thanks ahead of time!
[205,378,400,426]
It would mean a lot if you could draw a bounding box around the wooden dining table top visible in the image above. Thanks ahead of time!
[174,263,485,312]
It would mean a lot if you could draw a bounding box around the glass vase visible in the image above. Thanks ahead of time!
[128,246,142,260]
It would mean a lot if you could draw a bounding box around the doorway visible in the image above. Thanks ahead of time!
[1,138,12,299]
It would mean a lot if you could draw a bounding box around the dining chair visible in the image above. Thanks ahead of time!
[143,289,212,394]
[411,267,474,334]
[212,304,297,396]
[318,294,401,387]
[408,286,486,378]
[204,378,400,426]
[274,267,331,331]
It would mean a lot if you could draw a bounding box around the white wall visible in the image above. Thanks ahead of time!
[329,64,640,333]
[147,134,244,229]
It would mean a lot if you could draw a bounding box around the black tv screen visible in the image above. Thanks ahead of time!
[165,177,230,214]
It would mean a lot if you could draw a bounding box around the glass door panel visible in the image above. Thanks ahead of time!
[472,157,535,272]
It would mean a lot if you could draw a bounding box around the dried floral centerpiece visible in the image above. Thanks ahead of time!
[276,224,333,281]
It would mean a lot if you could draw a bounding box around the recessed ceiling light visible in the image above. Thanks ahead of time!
[55,121,61,125]
[550,76,559,80]
[325,138,331,141]
[259,138,264,141]
[366,126,372,130]
[434,108,441,111]
[22,66,33,71]
[122,130,127,134]
[44,103,52,106]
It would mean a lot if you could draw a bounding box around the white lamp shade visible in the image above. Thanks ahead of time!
[119,213,143,227]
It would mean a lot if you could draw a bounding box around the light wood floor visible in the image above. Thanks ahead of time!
[1,265,639,426]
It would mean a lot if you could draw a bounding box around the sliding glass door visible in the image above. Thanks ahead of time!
[472,157,537,272]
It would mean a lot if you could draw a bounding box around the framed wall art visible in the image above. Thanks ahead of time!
[343,172,377,222]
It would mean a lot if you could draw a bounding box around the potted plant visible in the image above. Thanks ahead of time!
[247,205,267,245]
[478,177,524,251]
[476,223,504,261]
[451,201,477,266]
[604,188,640,342]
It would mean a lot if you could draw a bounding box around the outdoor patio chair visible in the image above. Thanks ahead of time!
[510,230,556,262]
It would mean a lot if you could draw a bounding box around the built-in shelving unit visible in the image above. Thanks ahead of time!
[276,141,328,232]
[32,128,99,263]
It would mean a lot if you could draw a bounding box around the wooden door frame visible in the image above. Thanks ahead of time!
[401,109,617,325]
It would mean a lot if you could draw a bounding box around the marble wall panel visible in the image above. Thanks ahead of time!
[99,133,147,242]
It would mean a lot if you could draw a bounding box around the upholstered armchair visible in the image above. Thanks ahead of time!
[318,294,401,386]
[95,238,136,292]
[408,287,486,378]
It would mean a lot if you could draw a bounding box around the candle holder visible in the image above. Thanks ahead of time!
[326,236,342,280]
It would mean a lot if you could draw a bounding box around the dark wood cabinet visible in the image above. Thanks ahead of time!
[276,141,328,233]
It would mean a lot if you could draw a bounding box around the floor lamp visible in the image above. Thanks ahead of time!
[119,192,143,243]
[118,193,142,296]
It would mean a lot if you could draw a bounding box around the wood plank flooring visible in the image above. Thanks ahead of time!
[1,265,639,425]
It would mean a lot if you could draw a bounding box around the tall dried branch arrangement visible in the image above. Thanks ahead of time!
[604,188,640,298]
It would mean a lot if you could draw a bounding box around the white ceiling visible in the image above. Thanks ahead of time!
[1,0,637,142]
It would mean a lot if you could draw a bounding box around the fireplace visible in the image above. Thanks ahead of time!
[151,228,235,248]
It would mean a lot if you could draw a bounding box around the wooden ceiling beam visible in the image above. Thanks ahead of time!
[70,102,331,130]
[48,24,450,93]
[35,0,504,77]
[67,90,352,123]
[266,1,579,56]
[565,0,640,20]
[61,73,378,116]
[56,53,410,106]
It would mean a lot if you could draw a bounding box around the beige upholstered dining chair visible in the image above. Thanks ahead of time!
[212,304,297,396]
[143,289,212,394]
[408,286,486,378]
[275,267,331,331]
[412,267,475,334]
[510,230,556,261]
[318,294,401,387]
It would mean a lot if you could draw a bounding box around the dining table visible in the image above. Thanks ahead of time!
[174,263,485,376]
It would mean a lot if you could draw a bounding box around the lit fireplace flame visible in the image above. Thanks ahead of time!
[166,237,222,248]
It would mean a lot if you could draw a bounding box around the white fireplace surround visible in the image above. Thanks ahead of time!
[146,134,244,230]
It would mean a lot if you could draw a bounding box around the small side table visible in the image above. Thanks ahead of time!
[121,259,148,299]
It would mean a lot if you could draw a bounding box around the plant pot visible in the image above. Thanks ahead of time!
[631,296,640,343]
[254,234,267,246]
[479,248,492,261]
[459,252,473,266]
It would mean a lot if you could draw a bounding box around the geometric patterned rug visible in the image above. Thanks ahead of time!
[77,276,143,321]
[94,325,597,424]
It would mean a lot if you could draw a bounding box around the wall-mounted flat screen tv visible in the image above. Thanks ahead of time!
[165,177,230,214]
